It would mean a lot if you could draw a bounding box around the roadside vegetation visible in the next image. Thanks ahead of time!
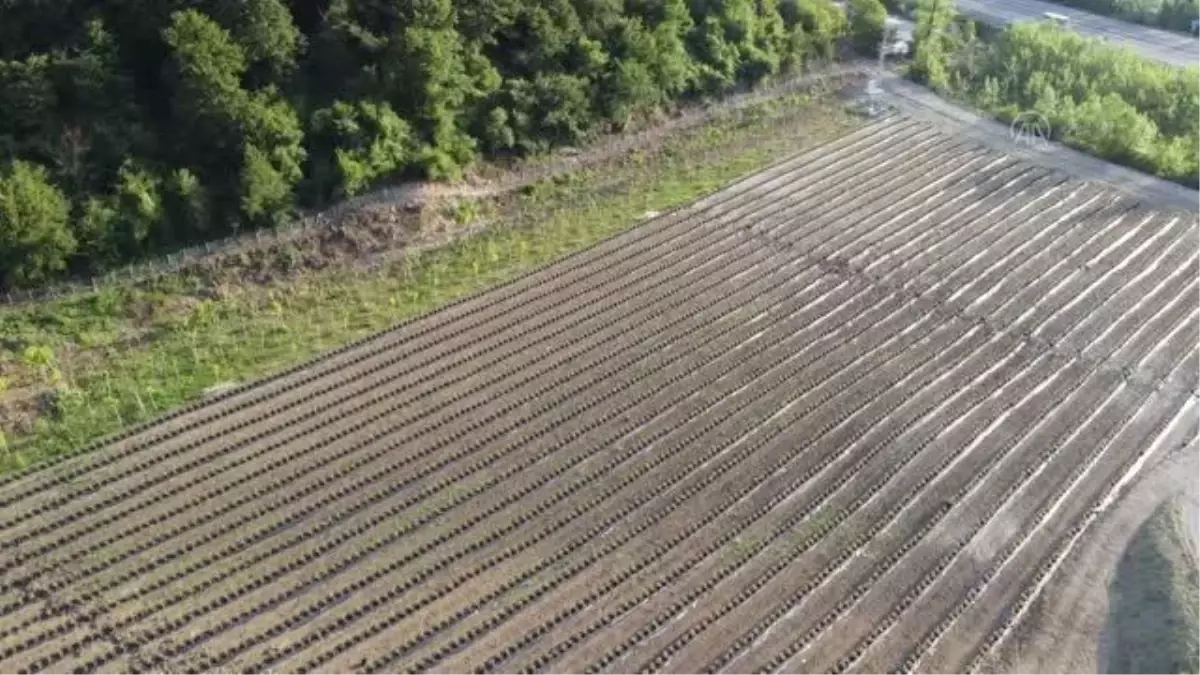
[1107,499,1199,674]
[910,0,1200,186]
[0,0,864,289]
[0,87,861,472]
[1041,0,1199,33]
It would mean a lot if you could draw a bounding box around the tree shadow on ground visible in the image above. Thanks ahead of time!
[1102,498,1199,674]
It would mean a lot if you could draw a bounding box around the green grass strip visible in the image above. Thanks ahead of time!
[0,95,860,473]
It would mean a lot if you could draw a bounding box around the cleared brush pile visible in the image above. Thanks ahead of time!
[0,116,1195,674]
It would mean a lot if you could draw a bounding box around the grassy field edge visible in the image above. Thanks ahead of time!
[0,83,865,475]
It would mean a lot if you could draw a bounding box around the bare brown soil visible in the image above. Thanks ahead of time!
[0,117,1194,674]
[980,436,1199,674]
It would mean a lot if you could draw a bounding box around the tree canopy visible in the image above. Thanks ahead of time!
[915,5,1200,186]
[849,0,889,54]
[0,161,75,288]
[0,0,853,288]
[1041,0,1199,32]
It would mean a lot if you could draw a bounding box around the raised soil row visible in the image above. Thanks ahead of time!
[0,116,1195,674]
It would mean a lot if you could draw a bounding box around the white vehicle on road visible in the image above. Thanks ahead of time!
[1043,11,1071,26]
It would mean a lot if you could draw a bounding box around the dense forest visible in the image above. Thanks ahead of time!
[1041,0,1198,32]
[910,15,1200,186]
[0,0,893,289]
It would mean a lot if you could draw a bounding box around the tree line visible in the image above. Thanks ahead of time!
[0,0,896,289]
[911,0,1200,186]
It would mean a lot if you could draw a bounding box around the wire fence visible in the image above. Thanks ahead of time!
[0,182,439,306]
[0,61,873,309]
[2,80,873,461]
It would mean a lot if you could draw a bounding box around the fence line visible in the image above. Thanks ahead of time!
[0,181,449,306]
[1,63,870,309]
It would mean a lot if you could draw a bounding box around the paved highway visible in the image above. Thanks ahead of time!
[955,0,1198,67]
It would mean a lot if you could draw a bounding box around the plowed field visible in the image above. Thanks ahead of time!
[0,116,1196,674]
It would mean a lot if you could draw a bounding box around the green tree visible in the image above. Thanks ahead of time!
[0,0,968,287]
[49,20,147,196]
[1152,134,1200,186]
[690,14,742,93]
[0,0,92,60]
[912,0,956,89]
[788,0,847,61]
[495,0,585,78]
[595,18,665,125]
[944,19,1199,185]
[456,0,523,43]
[1068,93,1161,170]
[163,8,249,156]
[240,88,307,201]
[111,159,165,254]
[687,0,793,92]
[75,195,121,266]
[386,23,478,178]
[209,0,302,82]
[647,0,700,93]
[849,0,888,55]
[479,106,516,152]
[164,168,210,238]
[0,161,76,288]
[165,9,304,227]
[309,100,417,199]
[499,74,594,153]
[0,56,58,167]
[241,143,293,224]
[364,0,497,177]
